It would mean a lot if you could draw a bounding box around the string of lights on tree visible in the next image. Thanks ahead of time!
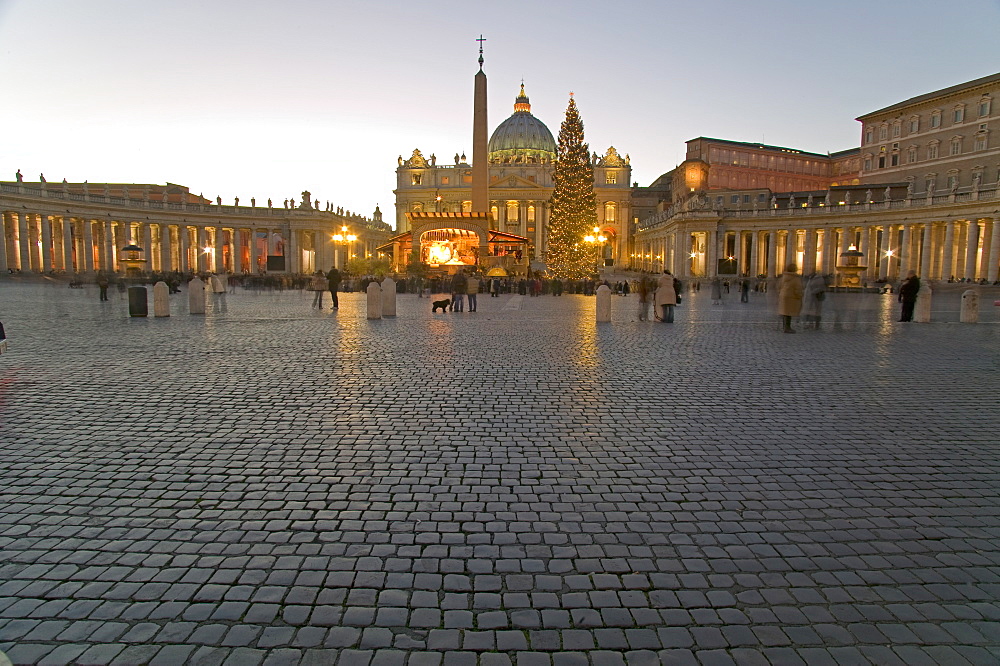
[546,95,599,280]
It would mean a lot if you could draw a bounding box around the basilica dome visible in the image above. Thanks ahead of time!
[488,85,556,164]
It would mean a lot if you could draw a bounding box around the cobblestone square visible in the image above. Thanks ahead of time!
[1,280,998,665]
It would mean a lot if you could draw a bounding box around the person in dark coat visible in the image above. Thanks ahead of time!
[898,270,920,322]
[326,267,342,309]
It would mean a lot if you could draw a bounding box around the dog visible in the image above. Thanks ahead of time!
[431,298,451,313]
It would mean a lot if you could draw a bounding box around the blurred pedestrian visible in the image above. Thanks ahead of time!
[777,263,803,333]
[654,270,677,323]
[801,273,826,329]
[310,270,327,308]
[898,270,920,322]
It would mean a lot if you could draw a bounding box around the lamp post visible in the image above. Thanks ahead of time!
[332,225,357,270]
[583,226,607,273]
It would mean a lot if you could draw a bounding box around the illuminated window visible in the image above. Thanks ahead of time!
[411,173,422,185]
[527,205,535,223]
[506,202,519,222]
[490,205,498,220]
[605,172,617,184]
[604,202,616,222]
[440,176,449,185]
[462,200,472,212]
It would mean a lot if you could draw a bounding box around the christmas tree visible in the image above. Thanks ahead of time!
[546,94,599,280]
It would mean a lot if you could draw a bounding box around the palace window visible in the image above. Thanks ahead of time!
[909,116,920,133]
[743,194,751,204]
[979,96,992,117]
[892,122,901,138]
[462,200,472,212]
[891,153,899,166]
[527,205,535,223]
[606,171,618,184]
[864,157,872,171]
[490,205,498,220]
[975,133,988,151]
[927,142,939,159]
[730,195,739,204]
[878,125,888,141]
[440,176,449,185]
[506,202,519,222]
[947,173,959,189]
[605,202,616,222]
[907,146,917,163]
[950,138,962,155]
[411,173,422,185]
[926,176,936,191]
[953,105,965,123]
[931,111,941,128]
[864,128,873,144]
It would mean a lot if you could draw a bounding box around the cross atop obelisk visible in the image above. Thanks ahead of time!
[476,35,486,70]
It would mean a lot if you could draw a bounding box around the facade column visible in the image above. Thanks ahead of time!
[62,217,74,272]
[920,223,933,279]
[859,226,871,282]
[941,220,956,281]
[803,228,816,275]
[706,228,718,278]
[212,228,224,274]
[748,231,758,277]
[40,214,53,272]
[986,217,1000,282]
[17,212,31,272]
[964,220,980,281]
[898,225,910,277]
[766,231,777,278]
[159,224,171,272]
[82,219,95,272]
[103,220,114,271]
[179,225,190,272]
[980,219,994,282]
[0,213,8,272]
[142,223,153,273]
[233,228,243,274]
[196,226,207,272]
[250,228,259,272]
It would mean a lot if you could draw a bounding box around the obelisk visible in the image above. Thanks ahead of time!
[471,36,489,214]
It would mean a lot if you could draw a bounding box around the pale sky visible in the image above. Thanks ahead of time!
[1,0,998,224]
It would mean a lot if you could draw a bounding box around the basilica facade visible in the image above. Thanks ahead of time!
[393,86,633,266]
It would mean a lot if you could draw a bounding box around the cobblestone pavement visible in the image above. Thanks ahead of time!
[1,279,999,665]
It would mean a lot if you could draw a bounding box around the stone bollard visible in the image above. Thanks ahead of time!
[127,286,148,317]
[596,284,612,322]
[366,281,382,319]
[913,282,932,322]
[960,289,979,323]
[153,281,170,317]
[381,277,397,317]
[189,276,206,314]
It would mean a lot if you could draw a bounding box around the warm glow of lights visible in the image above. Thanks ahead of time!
[333,234,343,241]
[690,252,698,258]
[347,234,357,242]
[848,244,858,251]
[885,249,895,257]
[203,247,212,254]
[584,234,595,243]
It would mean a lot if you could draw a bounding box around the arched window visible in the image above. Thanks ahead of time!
[604,202,617,223]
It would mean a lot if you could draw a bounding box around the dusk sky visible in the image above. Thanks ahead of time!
[2,0,997,223]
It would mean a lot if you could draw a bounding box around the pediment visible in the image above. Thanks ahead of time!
[491,174,547,189]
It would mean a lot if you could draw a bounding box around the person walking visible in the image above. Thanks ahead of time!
[310,270,327,308]
[326,267,341,309]
[710,277,723,305]
[740,278,750,303]
[898,270,920,322]
[801,273,826,329]
[777,263,804,333]
[466,273,480,312]
[636,277,651,321]
[450,270,467,312]
[654,270,677,323]
[96,271,109,301]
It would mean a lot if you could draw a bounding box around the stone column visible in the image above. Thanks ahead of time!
[179,225,190,272]
[898,225,911,277]
[233,228,243,274]
[803,228,816,275]
[212,228,224,274]
[0,213,9,273]
[40,214,53,272]
[159,224,171,272]
[197,226,207,272]
[82,218,95,272]
[784,229,797,270]
[859,226,871,282]
[980,218,994,283]
[142,223,153,272]
[920,224,933,279]
[941,220,956,281]
[954,221,967,278]
[62,217,74,272]
[249,228,259,272]
[17,212,31,272]
[766,231,777,278]
[964,220,980,281]
[988,217,1000,282]
[102,219,114,271]
[747,231,758,277]
[707,228,718,278]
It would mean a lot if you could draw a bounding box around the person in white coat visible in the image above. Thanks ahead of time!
[654,270,677,323]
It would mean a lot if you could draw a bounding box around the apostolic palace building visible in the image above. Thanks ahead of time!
[2,70,999,285]
[632,72,1000,284]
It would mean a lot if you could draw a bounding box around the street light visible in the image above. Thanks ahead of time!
[583,226,607,270]
[331,225,357,269]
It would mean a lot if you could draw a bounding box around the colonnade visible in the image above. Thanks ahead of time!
[634,213,1000,283]
[0,200,388,276]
